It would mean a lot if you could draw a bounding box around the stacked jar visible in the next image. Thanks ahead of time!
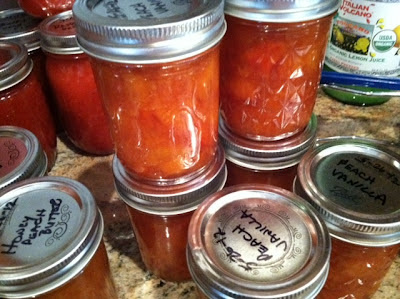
[73,0,227,282]
[218,0,340,189]
[0,7,62,132]
[39,10,114,155]
[0,40,57,170]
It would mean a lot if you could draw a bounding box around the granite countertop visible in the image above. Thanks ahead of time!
[48,90,400,299]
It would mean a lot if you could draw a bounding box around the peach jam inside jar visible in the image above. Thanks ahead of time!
[0,176,117,299]
[220,0,339,141]
[73,0,226,181]
[220,114,317,191]
[39,10,114,156]
[0,125,47,191]
[294,137,400,299]
[187,184,331,298]
[113,144,226,282]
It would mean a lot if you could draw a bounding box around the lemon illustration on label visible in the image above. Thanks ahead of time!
[370,52,376,57]
[332,26,344,44]
[354,38,370,53]
[394,25,400,47]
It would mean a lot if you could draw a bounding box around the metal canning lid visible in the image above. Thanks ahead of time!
[72,0,226,64]
[224,0,340,23]
[0,126,47,190]
[0,176,104,298]
[219,115,317,171]
[0,8,41,52]
[113,144,227,215]
[39,10,82,55]
[294,136,400,247]
[187,184,331,298]
[0,41,33,91]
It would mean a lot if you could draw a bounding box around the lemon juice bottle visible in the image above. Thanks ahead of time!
[325,0,400,76]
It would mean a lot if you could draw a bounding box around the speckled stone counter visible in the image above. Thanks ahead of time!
[49,90,400,299]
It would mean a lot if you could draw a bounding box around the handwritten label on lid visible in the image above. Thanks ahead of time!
[92,0,191,20]
[315,153,400,214]
[206,199,312,282]
[0,190,80,266]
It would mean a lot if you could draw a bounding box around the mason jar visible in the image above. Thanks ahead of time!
[113,144,226,282]
[73,0,226,181]
[187,184,331,298]
[0,176,118,298]
[294,136,400,299]
[220,0,339,140]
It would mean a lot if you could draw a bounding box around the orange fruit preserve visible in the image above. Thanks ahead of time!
[220,15,333,140]
[91,46,221,180]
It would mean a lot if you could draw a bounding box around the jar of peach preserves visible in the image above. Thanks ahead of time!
[0,41,57,170]
[113,145,226,282]
[39,10,114,156]
[0,176,117,298]
[220,0,339,140]
[73,0,226,180]
[294,137,400,299]
[187,184,331,298]
[220,115,317,191]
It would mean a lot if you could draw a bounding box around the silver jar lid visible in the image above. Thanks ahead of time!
[0,126,47,190]
[0,8,41,52]
[113,144,227,215]
[187,184,331,298]
[39,10,82,55]
[294,136,400,247]
[0,41,33,91]
[0,176,104,298]
[224,0,340,22]
[72,0,226,63]
[219,114,317,170]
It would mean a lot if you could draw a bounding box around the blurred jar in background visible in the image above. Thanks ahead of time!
[220,114,317,191]
[73,0,226,180]
[295,137,400,299]
[0,7,62,132]
[0,41,57,170]
[39,10,113,155]
[220,0,339,141]
[18,0,74,18]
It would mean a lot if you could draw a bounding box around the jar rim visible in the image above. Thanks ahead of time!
[224,0,340,23]
[72,0,226,63]
[113,144,227,215]
[0,126,47,191]
[219,115,317,171]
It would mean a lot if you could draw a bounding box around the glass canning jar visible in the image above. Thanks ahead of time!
[0,41,57,170]
[0,176,118,298]
[220,114,317,191]
[17,0,74,18]
[220,0,339,141]
[0,7,61,132]
[39,10,114,156]
[294,137,400,299]
[113,145,226,282]
[0,125,47,190]
[73,0,226,180]
[187,184,331,298]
